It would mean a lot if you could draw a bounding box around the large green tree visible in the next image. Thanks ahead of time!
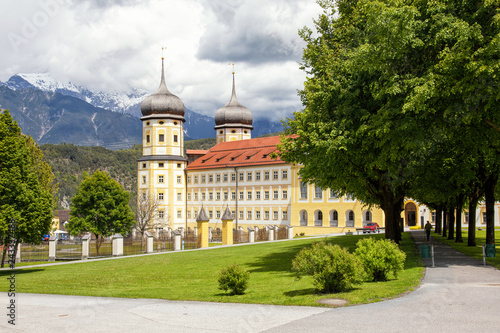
[0,111,55,267]
[279,0,499,242]
[67,169,135,255]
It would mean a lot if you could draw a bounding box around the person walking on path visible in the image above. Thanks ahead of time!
[425,220,432,241]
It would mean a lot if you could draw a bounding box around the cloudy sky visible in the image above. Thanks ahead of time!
[0,0,322,121]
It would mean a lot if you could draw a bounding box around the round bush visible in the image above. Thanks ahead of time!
[292,242,364,293]
[355,238,406,281]
[218,263,250,295]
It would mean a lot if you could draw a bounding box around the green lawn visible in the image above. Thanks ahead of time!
[433,228,500,269]
[0,233,424,307]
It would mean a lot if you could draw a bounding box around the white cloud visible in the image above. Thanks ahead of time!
[0,0,321,121]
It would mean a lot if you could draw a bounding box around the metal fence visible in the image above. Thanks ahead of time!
[56,240,82,260]
[277,227,288,240]
[255,228,269,242]
[20,243,49,261]
[89,238,113,258]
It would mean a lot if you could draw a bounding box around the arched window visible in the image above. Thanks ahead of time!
[300,210,308,226]
[366,211,371,222]
[315,210,323,226]
[330,210,338,227]
[346,210,354,227]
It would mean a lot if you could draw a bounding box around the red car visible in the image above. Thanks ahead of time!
[363,222,380,233]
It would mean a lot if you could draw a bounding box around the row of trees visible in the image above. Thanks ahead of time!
[279,0,499,244]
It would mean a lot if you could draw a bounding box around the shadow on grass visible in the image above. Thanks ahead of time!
[0,268,45,277]
[283,288,318,297]
[245,242,311,274]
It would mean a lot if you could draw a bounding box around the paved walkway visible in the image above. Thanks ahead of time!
[1,230,499,332]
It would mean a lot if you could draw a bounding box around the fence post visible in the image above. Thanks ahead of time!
[208,227,213,242]
[196,207,210,248]
[248,227,255,243]
[82,234,91,260]
[112,234,123,256]
[16,243,22,263]
[173,230,181,251]
[145,231,154,253]
[287,226,294,239]
[268,226,275,241]
[222,207,234,245]
[48,235,57,261]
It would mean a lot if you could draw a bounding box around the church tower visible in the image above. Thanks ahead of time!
[214,72,253,143]
[138,57,186,229]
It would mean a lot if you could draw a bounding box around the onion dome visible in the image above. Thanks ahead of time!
[141,58,185,117]
[214,74,253,126]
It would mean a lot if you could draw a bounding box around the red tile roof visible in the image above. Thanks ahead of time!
[186,136,285,170]
[186,150,209,155]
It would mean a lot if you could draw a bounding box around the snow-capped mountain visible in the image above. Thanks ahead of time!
[3,73,147,118]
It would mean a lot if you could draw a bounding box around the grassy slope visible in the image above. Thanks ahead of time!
[0,233,424,307]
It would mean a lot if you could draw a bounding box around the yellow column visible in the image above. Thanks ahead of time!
[196,207,209,248]
[221,207,234,245]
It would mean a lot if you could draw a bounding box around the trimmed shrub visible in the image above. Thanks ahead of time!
[218,263,250,295]
[355,238,406,281]
[292,242,364,293]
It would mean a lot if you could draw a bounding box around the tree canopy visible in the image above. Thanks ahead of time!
[278,0,500,242]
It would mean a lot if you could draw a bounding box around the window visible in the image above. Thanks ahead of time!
[142,192,146,200]
[194,193,198,201]
[231,173,236,182]
[282,211,288,220]
[158,192,164,201]
[431,212,436,222]
[209,192,213,200]
[177,193,181,201]
[282,190,288,199]
[273,211,278,220]
[300,182,308,199]
[146,135,150,143]
[177,176,182,184]
[194,176,198,184]
[232,211,236,219]
[223,173,228,182]
[173,134,178,143]
[177,210,182,218]
[194,210,198,218]
[187,193,191,201]
[282,170,288,179]
[159,210,164,219]
[482,212,487,224]
[256,211,261,219]
[142,163,146,168]
[142,176,146,184]
[265,211,270,220]
[330,189,339,199]
[216,192,221,200]
[216,174,221,182]
[365,211,371,222]
[201,192,206,201]
[187,176,191,184]
[201,175,206,183]
[239,211,244,220]
[209,175,213,183]
[224,192,228,200]
[158,175,164,183]
[315,185,322,199]
[273,171,279,180]
[159,134,164,142]
[256,191,261,200]
[247,211,252,219]
[187,211,191,218]
[231,192,236,200]
[160,163,165,168]
[216,210,221,219]
[264,191,270,199]
[273,190,279,199]
[247,191,252,200]
[239,173,244,181]
[176,163,180,168]
[264,171,270,180]
[247,172,252,181]
[239,192,244,200]
[209,210,213,219]
[256,172,261,180]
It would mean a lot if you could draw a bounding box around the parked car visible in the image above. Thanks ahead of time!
[363,222,380,233]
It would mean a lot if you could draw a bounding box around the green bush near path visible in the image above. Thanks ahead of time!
[0,233,424,307]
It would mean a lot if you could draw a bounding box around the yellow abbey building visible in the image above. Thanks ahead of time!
[138,60,499,235]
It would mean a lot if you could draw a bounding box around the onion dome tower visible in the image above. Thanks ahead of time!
[214,71,253,143]
[138,56,187,229]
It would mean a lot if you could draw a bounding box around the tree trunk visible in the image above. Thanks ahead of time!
[435,206,443,234]
[447,206,455,240]
[95,234,103,256]
[381,194,404,244]
[442,208,447,238]
[455,196,464,243]
[468,197,478,247]
[485,172,498,245]
[0,244,7,268]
